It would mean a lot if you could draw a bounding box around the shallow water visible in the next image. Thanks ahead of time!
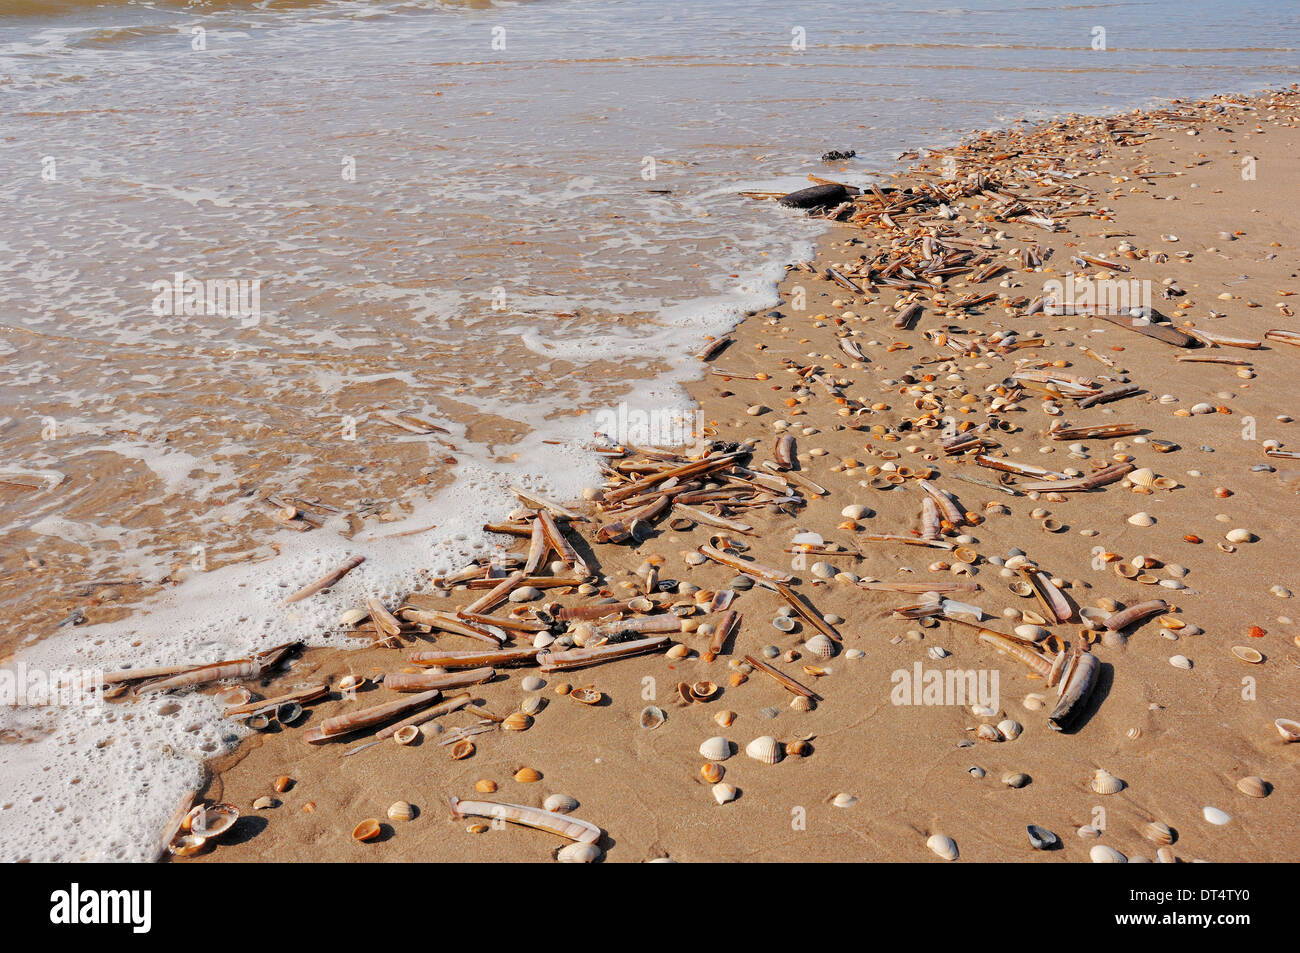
[0,0,1294,860]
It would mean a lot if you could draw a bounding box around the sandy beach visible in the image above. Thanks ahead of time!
[148,88,1300,864]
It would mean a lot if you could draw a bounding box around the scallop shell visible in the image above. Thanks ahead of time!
[557,842,602,863]
[699,736,732,762]
[352,818,382,842]
[1142,820,1174,845]
[1202,806,1231,826]
[387,801,415,822]
[700,763,724,783]
[1236,776,1269,798]
[926,834,958,861]
[712,782,739,805]
[804,634,836,659]
[503,712,533,731]
[744,735,783,764]
[394,725,420,746]
[1090,844,1127,863]
[1091,769,1125,795]
[997,719,1022,741]
[640,705,666,730]
[544,793,579,814]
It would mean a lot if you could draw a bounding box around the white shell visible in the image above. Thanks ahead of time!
[1169,654,1192,670]
[544,793,579,814]
[1225,528,1256,543]
[521,676,545,692]
[926,833,958,861]
[699,736,732,762]
[1127,512,1155,526]
[744,735,783,764]
[712,782,738,805]
[841,504,870,519]
[997,719,1022,741]
[805,634,836,659]
[557,842,602,863]
[832,793,858,808]
[1203,806,1231,826]
[1091,768,1124,795]
[1014,624,1049,642]
[508,586,543,602]
[810,561,836,580]
[1090,844,1127,863]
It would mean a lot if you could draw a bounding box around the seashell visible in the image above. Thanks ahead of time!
[1203,806,1231,826]
[394,725,420,746]
[976,723,1003,742]
[1169,655,1192,670]
[1027,825,1059,850]
[842,504,870,519]
[1156,847,1175,863]
[690,680,719,701]
[712,782,739,805]
[772,615,796,632]
[1022,693,1046,711]
[1274,718,1300,742]
[744,735,783,764]
[1009,580,1034,597]
[804,634,836,659]
[568,687,602,705]
[451,740,475,760]
[253,795,278,810]
[544,793,579,814]
[1002,772,1030,789]
[520,696,544,716]
[500,712,533,734]
[1225,528,1256,543]
[168,834,206,857]
[1129,467,1157,487]
[1014,624,1049,642]
[1091,769,1125,795]
[190,803,239,839]
[790,695,814,712]
[1127,727,1142,740]
[1230,646,1263,664]
[1127,512,1155,526]
[273,776,293,793]
[215,686,252,707]
[811,562,835,580]
[640,705,666,730]
[521,675,545,692]
[339,608,368,627]
[968,766,985,779]
[832,793,858,808]
[699,736,732,761]
[953,546,978,564]
[387,801,415,822]
[557,842,603,863]
[700,762,724,783]
[666,644,690,660]
[245,713,271,731]
[277,702,304,725]
[337,674,366,693]
[1077,825,1101,839]
[513,767,541,783]
[926,834,958,861]
[1143,820,1174,845]
[352,818,382,842]
[997,719,1022,741]
[474,779,497,794]
[1090,844,1127,864]
[508,586,542,602]
[786,738,811,757]
[1236,776,1269,798]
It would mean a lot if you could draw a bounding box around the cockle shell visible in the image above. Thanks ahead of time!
[1091,769,1125,795]
[926,834,958,861]
[804,634,836,659]
[1236,776,1269,798]
[1127,512,1155,527]
[544,793,579,814]
[1090,844,1127,863]
[387,801,415,822]
[557,842,602,863]
[699,736,732,761]
[513,767,541,783]
[352,818,381,842]
[712,782,739,805]
[503,712,533,731]
[640,705,666,729]
[1129,467,1157,487]
[1142,820,1174,845]
[790,695,814,712]
[745,735,783,764]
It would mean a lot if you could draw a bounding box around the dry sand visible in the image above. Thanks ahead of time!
[180,88,1298,863]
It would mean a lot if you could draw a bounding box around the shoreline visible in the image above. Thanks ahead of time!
[12,86,1300,863]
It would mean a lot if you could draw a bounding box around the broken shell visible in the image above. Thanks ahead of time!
[544,793,579,814]
[1022,693,1046,711]
[804,633,836,659]
[394,725,420,746]
[1237,776,1269,798]
[569,687,602,705]
[744,735,783,764]
[1091,769,1125,795]
[700,762,724,783]
[699,736,732,761]
[352,818,382,842]
[786,738,811,757]
[640,705,666,729]
[513,767,541,783]
[502,712,533,731]
[714,710,737,728]
[1274,718,1300,742]
[926,833,958,861]
[1143,820,1175,845]
[557,842,603,863]
[336,674,366,693]
[387,801,415,822]
[253,795,278,810]
[712,782,739,805]
[451,739,475,760]
[1090,844,1127,863]
[1203,806,1231,826]
[338,608,368,627]
[1231,646,1264,664]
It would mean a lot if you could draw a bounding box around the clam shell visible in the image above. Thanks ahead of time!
[336,674,366,692]
[804,633,836,659]
[832,793,858,808]
[168,833,206,857]
[190,803,239,839]
[1225,528,1256,543]
[997,719,1022,741]
[387,801,415,822]
[712,782,739,805]
[544,793,579,814]
[700,762,724,783]
[690,680,719,701]
[394,725,420,746]
[1142,820,1174,845]
[640,705,666,729]
[1014,624,1049,642]
[1202,806,1231,826]
[699,736,732,761]
[1169,654,1192,670]
[1275,718,1300,742]
[1022,693,1046,711]
[772,615,796,632]
[557,842,602,863]
[513,767,541,783]
[520,696,545,716]
[1002,772,1030,789]
[451,739,475,760]
[277,702,304,725]
[744,735,783,764]
[503,712,533,731]
[1236,776,1269,798]
[810,561,835,580]
[521,676,545,692]
[352,818,382,842]
[714,709,737,728]
[569,687,602,705]
[1026,825,1058,850]
[273,776,293,793]
[926,833,958,861]
[1230,645,1263,664]
[976,723,1003,742]
[1090,844,1127,863]
[1091,768,1125,795]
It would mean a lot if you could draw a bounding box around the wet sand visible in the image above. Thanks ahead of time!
[182,88,1298,863]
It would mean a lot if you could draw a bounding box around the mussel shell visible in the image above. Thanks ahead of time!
[1026,825,1059,850]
